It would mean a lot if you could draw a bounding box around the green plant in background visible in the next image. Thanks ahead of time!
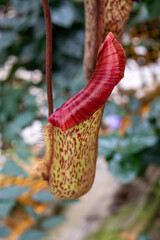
[0,0,84,238]
[129,0,160,26]
[0,0,85,160]
[0,0,160,239]
[99,97,160,183]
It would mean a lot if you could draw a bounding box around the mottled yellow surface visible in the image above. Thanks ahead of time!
[41,106,104,199]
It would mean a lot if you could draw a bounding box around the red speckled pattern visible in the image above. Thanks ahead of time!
[43,106,104,199]
[40,32,126,199]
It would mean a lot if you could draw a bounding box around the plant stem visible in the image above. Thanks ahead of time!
[42,0,53,116]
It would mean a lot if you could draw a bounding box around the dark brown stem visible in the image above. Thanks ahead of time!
[42,0,53,116]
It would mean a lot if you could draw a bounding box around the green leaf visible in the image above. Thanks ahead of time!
[141,144,160,167]
[108,154,140,183]
[32,190,54,203]
[128,116,151,135]
[0,87,20,119]
[61,199,79,205]
[11,111,36,130]
[0,185,28,200]
[69,68,86,95]
[0,17,27,31]
[0,200,15,218]
[3,110,36,141]
[51,2,76,28]
[33,18,46,39]
[19,230,47,240]
[57,30,84,58]
[54,97,67,110]
[24,206,39,219]
[0,159,28,177]
[3,125,20,142]
[0,0,9,3]
[11,0,40,14]
[148,98,160,119]
[129,4,150,26]
[23,94,37,108]
[120,134,157,156]
[16,143,31,163]
[0,225,11,238]
[103,101,126,118]
[128,97,140,111]
[138,234,151,240]
[145,0,160,19]
[41,216,66,229]
[98,135,120,157]
[20,44,37,63]
[0,32,17,51]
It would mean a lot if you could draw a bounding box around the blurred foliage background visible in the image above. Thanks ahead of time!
[0,0,160,239]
